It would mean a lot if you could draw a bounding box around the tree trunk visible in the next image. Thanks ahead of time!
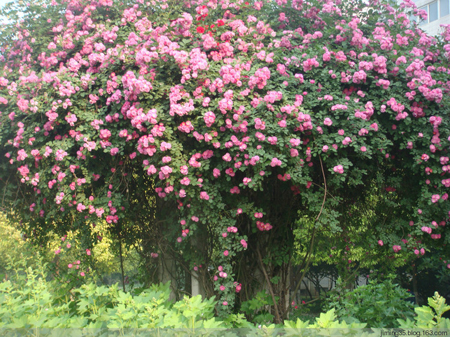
[159,253,178,301]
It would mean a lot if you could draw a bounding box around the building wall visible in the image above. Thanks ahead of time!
[296,275,368,299]
[414,0,450,36]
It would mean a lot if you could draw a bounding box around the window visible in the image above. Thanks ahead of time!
[442,0,450,17]
[430,1,439,20]
[418,0,450,26]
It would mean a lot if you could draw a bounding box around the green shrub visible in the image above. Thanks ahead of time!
[1,256,448,335]
[0,262,367,335]
[398,292,450,330]
[240,291,276,325]
[326,278,415,328]
[0,270,225,333]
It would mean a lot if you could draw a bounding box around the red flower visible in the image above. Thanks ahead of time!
[197,26,205,34]
[211,24,215,28]
[217,19,225,27]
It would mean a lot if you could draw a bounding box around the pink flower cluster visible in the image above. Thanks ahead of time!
[333,165,344,174]
[248,67,271,89]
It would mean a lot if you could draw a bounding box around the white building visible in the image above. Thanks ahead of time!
[414,0,450,36]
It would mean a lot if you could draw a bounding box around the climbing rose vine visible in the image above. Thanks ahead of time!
[1,0,450,317]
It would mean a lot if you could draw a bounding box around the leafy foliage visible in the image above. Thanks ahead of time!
[398,292,450,329]
[0,212,138,295]
[240,291,277,325]
[326,278,415,328]
[0,265,225,331]
[0,253,448,334]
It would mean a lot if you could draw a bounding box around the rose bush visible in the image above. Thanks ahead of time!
[0,0,450,320]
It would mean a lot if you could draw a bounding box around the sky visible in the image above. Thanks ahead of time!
[0,0,25,26]
[0,0,14,25]
[0,0,13,10]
